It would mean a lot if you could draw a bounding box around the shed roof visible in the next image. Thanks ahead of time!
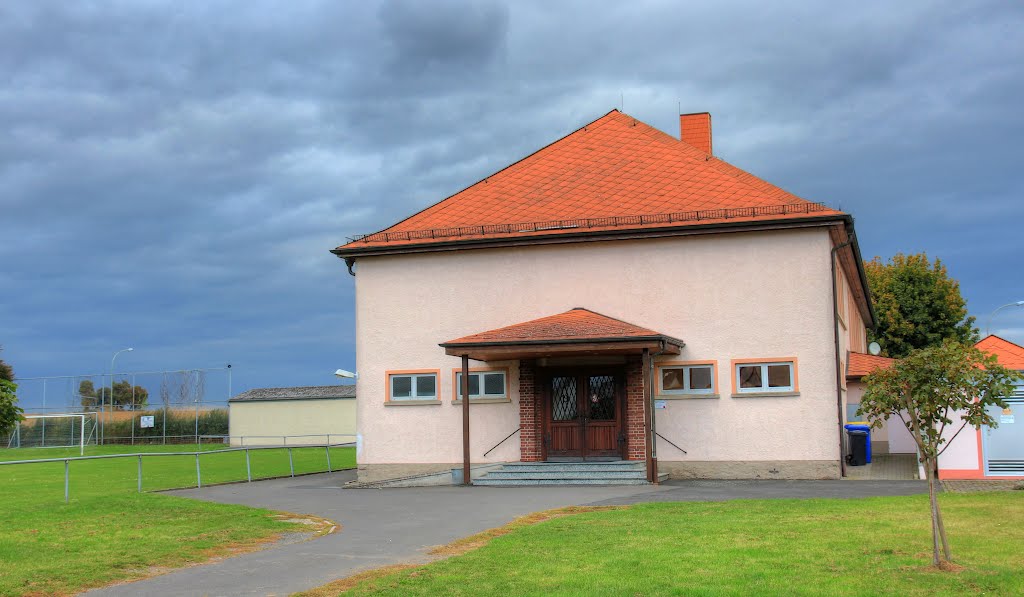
[847,352,896,380]
[229,385,356,403]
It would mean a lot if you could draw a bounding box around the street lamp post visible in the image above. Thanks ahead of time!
[105,348,134,445]
[987,301,1024,337]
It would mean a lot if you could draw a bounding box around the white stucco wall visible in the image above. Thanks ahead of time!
[228,398,357,446]
[846,382,916,454]
[351,227,842,469]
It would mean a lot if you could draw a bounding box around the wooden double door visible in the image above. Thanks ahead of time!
[543,368,625,460]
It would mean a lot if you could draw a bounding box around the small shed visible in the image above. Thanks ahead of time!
[228,385,356,446]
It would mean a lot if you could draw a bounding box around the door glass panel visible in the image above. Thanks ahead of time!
[551,376,578,421]
[588,376,616,420]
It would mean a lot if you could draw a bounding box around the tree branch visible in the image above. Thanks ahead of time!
[937,421,970,456]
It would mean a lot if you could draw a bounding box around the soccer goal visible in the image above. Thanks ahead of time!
[6,413,96,455]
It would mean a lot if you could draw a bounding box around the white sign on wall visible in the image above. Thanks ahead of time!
[654,400,667,410]
[140,415,155,428]
[1000,414,1014,425]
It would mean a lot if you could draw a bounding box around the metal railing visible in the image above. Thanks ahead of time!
[0,441,355,503]
[483,427,520,458]
[655,432,687,454]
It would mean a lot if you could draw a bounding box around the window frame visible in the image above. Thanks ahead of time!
[656,360,717,398]
[451,367,511,403]
[731,358,799,396]
[385,369,441,404]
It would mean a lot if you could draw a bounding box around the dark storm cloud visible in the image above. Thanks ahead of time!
[2,0,1023,407]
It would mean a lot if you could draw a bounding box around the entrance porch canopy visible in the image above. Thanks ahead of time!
[439,307,684,361]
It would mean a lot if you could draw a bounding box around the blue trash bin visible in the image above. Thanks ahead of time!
[844,424,872,463]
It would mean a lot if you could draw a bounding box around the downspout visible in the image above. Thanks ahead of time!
[831,238,853,478]
[344,257,357,276]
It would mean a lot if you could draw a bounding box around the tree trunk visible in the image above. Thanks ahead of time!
[931,458,952,561]
[924,458,941,566]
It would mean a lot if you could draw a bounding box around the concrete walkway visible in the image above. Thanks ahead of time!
[85,472,926,597]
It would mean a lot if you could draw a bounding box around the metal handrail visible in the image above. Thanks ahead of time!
[483,427,520,458]
[655,432,687,454]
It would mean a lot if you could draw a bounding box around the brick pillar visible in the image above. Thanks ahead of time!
[518,360,543,461]
[625,357,646,461]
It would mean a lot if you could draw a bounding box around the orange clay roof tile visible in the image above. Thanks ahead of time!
[339,109,845,250]
[441,308,682,346]
[847,352,896,379]
[976,335,1024,370]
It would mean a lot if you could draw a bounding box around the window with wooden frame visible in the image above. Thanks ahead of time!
[387,371,439,402]
[452,368,509,402]
[658,362,716,396]
[734,360,797,394]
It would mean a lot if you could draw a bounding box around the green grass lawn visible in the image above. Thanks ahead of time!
[325,493,1024,597]
[0,444,356,596]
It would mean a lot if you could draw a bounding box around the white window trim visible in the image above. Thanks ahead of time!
[659,364,715,395]
[735,362,795,393]
[389,373,438,401]
[455,371,508,399]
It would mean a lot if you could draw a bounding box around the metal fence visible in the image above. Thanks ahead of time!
[0,441,356,503]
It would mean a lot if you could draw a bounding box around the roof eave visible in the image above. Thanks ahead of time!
[332,214,848,259]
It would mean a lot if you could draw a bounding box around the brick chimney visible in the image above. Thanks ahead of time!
[679,112,712,155]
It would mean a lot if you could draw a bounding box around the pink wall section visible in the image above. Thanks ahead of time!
[353,228,842,467]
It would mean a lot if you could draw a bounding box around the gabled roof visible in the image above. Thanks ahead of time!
[441,307,684,348]
[847,351,896,380]
[229,385,356,403]
[976,335,1024,370]
[334,109,846,255]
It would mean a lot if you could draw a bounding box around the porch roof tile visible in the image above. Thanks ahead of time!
[441,308,682,347]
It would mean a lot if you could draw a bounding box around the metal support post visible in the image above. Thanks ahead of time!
[64,459,70,503]
[288,448,294,477]
[137,455,142,493]
[461,354,471,486]
[246,449,252,482]
[195,453,202,488]
[326,446,332,472]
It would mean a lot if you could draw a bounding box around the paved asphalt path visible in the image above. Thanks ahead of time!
[84,472,926,597]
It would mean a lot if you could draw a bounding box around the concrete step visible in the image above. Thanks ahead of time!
[485,470,647,480]
[474,477,653,486]
[500,462,644,472]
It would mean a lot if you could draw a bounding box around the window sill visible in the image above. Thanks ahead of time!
[452,397,512,404]
[656,393,720,400]
[385,399,442,406]
[731,391,800,399]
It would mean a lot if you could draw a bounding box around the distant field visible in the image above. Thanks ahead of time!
[0,445,355,595]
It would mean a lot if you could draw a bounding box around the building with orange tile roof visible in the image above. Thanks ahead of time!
[938,335,1024,480]
[333,109,878,483]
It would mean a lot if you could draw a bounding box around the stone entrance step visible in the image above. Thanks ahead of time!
[474,460,667,486]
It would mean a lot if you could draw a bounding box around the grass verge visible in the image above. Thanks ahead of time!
[0,444,355,596]
[303,493,1023,596]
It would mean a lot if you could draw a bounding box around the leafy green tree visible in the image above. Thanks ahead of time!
[865,253,977,358]
[0,379,23,437]
[78,380,99,410]
[0,359,12,382]
[96,380,149,410]
[858,340,1022,566]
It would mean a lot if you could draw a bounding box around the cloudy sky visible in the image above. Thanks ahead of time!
[2,1,1022,409]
